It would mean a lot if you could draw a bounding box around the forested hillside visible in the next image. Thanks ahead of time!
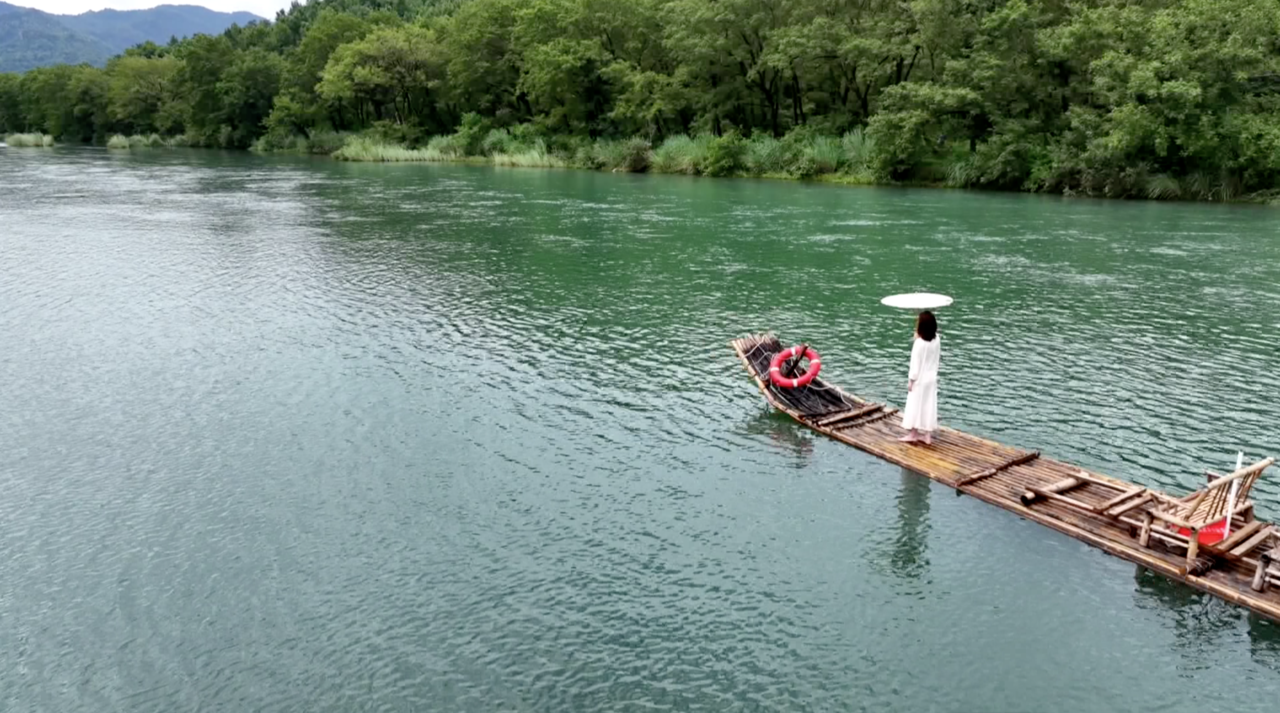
[5,0,1280,201]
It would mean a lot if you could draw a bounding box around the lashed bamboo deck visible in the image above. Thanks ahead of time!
[732,333,1280,623]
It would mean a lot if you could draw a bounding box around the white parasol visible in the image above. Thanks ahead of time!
[880,292,953,310]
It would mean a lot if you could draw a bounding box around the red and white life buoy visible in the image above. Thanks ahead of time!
[769,345,821,389]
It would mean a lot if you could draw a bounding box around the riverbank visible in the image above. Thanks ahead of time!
[322,129,1280,205]
[13,128,1280,205]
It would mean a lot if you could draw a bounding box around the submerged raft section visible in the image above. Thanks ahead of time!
[732,333,1280,623]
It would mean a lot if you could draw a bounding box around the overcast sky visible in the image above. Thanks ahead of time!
[11,0,282,19]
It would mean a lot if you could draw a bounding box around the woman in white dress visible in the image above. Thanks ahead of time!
[900,310,940,444]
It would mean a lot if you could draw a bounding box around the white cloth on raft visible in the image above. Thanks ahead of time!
[901,335,940,432]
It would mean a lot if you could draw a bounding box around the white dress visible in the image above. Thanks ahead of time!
[901,335,940,432]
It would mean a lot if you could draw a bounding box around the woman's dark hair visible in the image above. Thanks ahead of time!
[916,310,937,341]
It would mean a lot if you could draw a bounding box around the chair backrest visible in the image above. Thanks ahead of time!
[1182,457,1274,525]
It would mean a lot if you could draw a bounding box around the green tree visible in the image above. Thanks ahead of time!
[0,72,21,133]
[318,25,448,133]
[270,9,373,133]
[219,49,285,147]
[175,34,236,144]
[106,56,181,135]
[438,0,526,121]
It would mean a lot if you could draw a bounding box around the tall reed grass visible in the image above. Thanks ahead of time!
[332,136,447,162]
[5,133,54,147]
[491,139,566,167]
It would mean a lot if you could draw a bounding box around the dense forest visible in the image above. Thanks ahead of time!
[4,0,1280,200]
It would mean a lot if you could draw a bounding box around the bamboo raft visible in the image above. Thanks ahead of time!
[732,333,1280,622]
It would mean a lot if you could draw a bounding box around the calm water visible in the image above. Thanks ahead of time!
[2,148,1279,711]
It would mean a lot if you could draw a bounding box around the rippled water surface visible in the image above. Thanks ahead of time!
[3,148,1279,711]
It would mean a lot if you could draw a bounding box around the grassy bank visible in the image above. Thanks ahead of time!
[326,127,881,184]
[5,133,55,147]
[314,123,1280,204]
[19,122,1274,205]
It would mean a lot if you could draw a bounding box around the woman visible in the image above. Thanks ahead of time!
[899,310,940,444]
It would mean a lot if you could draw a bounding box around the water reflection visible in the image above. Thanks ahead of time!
[1246,614,1280,665]
[866,468,932,585]
[1131,567,1244,668]
[741,408,815,466]
[890,469,933,580]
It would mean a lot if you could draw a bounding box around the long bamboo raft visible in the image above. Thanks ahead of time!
[732,333,1280,622]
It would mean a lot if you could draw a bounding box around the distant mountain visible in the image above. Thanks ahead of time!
[0,2,265,73]
[0,2,113,71]
[60,5,262,55]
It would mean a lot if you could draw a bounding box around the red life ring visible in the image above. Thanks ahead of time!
[769,345,821,389]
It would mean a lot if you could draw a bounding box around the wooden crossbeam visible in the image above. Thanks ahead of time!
[1096,486,1149,513]
[956,451,1040,487]
[1105,493,1154,518]
[1230,526,1276,558]
[815,403,882,427]
[1206,520,1265,556]
[836,409,898,430]
[1067,470,1129,490]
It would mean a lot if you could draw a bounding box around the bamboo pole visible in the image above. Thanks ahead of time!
[1226,452,1243,538]
[816,403,882,427]
[957,451,1041,487]
[1021,476,1082,506]
[1096,485,1148,513]
[1253,553,1270,592]
[1229,526,1275,558]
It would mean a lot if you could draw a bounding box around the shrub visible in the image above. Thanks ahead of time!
[618,137,651,172]
[106,134,130,149]
[426,133,466,158]
[943,155,979,187]
[804,135,844,174]
[481,128,515,156]
[492,139,565,167]
[1144,173,1182,200]
[306,130,349,155]
[790,154,819,179]
[841,129,876,173]
[452,112,490,156]
[251,131,298,152]
[745,135,788,174]
[585,139,620,169]
[589,137,651,172]
[652,134,711,174]
[370,120,424,147]
[703,130,747,177]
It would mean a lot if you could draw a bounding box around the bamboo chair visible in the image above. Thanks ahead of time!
[1133,457,1275,570]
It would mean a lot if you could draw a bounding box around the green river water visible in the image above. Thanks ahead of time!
[2,148,1279,711]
